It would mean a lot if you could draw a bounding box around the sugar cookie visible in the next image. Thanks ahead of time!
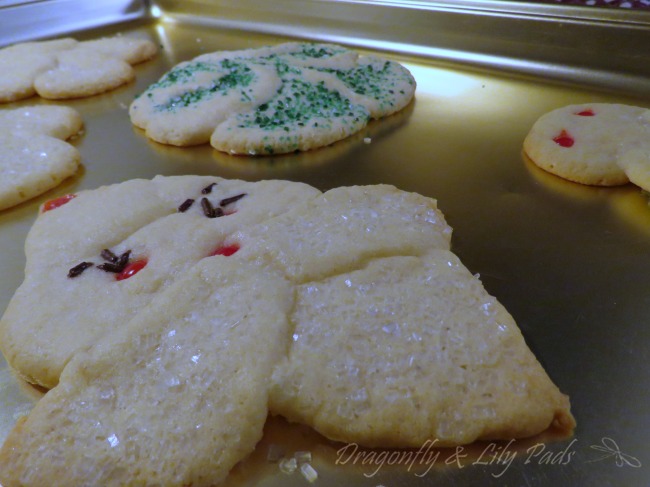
[0,36,157,102]
[130,42,416,154]
[524,103,650,187]
[0,176,319,388]
[0,176,574,486]
[0,106,82,211]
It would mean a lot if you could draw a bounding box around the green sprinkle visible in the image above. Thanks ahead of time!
[236,78,367,132]
[152,60,255,112]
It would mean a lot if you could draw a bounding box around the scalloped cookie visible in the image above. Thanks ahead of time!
[523,103,650,187]
[130,42,416,154]
[0,105,82,211]
[0,176,574,486]
[0,36,157,102]
[34,49,134,100]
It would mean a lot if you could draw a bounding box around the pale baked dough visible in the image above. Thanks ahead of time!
[0,104,83,139]
[616,122,650,192]
[34,49,135,100]
[130,42,416,154]
[0,106,82,211]
[0,35,157,102]
[129,58,283,146]
[0,39,77,102]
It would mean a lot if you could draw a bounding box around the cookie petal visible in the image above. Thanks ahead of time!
[0,133,80,211]
[0,257,292,486]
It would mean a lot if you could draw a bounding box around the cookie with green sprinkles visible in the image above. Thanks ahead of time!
[129,58,282,146]
[211,68,371,155]
[129,42,416,154]
[194,42,354,68]
[328,55,416,118]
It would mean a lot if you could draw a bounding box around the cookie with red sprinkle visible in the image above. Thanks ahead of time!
[523,103,650,187]
[0,175,575,486]
[0,175,319,388]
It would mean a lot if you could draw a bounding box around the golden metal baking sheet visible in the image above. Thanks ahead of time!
[1,1,649,485]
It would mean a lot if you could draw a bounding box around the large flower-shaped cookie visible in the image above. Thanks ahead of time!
[0,176,574,486]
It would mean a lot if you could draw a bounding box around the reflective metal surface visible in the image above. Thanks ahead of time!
[0,0,150,46]
[1,1,649,486]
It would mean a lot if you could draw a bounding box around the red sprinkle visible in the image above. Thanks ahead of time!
[553,129,574,148]
[115,259,148,281]
[210,244,240,257]
[575,109,595,116]
[43,194,76,212]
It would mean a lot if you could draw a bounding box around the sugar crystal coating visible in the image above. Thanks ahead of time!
[270,251,574,447]
[0,258,293,486]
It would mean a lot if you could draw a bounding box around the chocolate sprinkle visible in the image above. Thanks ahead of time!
[201,197,214,217]
[98,250,132,273]
[101,249,118,263]
[201,182,218,194]
[69,249,134,277]
[220,193,247,207]
[67,262,94,278]
[178,198,195,212]
[201,197,223,218]
[97,262,124,273]
[117,250,132,268]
